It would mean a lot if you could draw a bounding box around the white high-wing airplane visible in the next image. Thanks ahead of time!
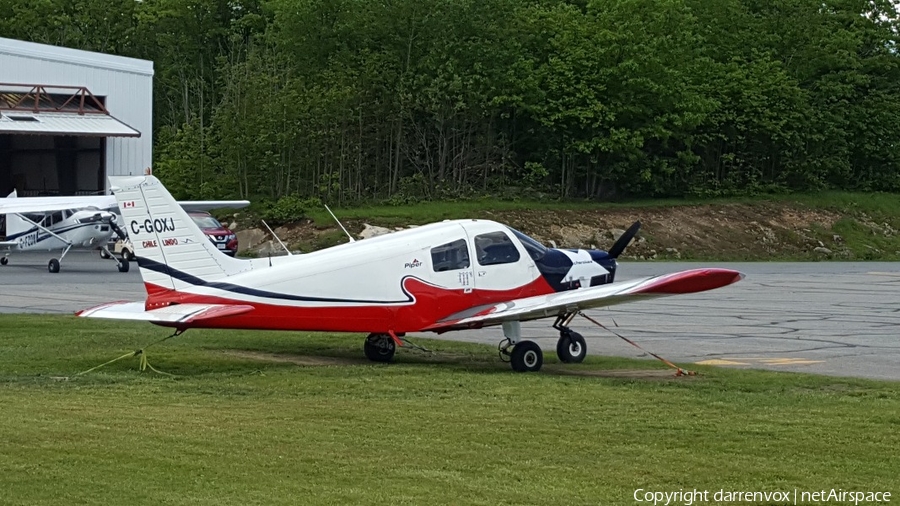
[0,190,248,273]
[79,175,744,373]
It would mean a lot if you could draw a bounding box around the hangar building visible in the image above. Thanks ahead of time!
[0,37,153,201]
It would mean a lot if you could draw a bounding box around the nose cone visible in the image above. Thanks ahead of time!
[588,249,618,285]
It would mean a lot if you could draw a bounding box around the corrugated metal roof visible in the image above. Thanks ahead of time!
[0,112,140,137]
[0,37,153,76]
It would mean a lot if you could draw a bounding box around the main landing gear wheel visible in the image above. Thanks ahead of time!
[0,257,7,265]
[364,333,396,363]
[510,340,543,373]
[48,258,60,273]
[99,249,111,259]
[117,260,130,273]
[557,330,586,363]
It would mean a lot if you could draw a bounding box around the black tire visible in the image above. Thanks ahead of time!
[364,334,396,363]
[0,256,7,265]
[48,258,60,273]
[99,249,111,259]
[122,249,134,262]
[117,260,130,273]
[557,330,587,363]
[510,340,543,372]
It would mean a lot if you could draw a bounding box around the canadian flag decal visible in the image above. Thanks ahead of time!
[123,201,136,208]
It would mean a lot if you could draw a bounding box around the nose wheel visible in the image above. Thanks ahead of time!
[557,329,586,363]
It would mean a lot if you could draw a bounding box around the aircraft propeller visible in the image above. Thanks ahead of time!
[606,220,641,259]
[77,212,128,241]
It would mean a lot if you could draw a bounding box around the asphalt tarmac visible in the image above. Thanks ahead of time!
[1,253,898,380]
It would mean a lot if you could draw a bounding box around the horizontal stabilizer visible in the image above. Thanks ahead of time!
[77,301,254,324]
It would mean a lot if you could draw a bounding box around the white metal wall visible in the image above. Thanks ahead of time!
[0,37,154,186]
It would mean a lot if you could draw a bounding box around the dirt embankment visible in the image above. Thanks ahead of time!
[233,201,899,261]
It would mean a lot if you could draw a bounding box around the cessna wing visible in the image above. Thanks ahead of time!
[427,268,744,331]
[0,195,117,214]
[0,195,250,214]
[77,301,255,324]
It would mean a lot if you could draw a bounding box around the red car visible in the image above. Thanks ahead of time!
[189,211,238,256]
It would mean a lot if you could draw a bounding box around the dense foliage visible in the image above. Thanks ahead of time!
[2,0,899,202]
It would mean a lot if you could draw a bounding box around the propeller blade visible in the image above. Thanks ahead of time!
[606,220,641,259]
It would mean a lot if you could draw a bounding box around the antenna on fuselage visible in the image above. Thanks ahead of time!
[324,204,355,243]
[260,219,293,256]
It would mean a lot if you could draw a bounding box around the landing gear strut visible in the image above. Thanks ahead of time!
[554,313,586,363]
[48,244,72,273]
[100,245,130,273]
[364,333,396,363]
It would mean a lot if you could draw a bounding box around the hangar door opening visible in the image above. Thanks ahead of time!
[0,84,140,237]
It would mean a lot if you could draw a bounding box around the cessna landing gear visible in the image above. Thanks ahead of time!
[0,256,7,265]
[552,313,587,363]
[364,333,396,363]
[47,244,72,273]
[100,245,130,273]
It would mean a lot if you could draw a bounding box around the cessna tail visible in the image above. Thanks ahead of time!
[80,175,744,372]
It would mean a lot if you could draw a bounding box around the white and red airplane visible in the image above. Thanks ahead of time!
[79,175,744,372]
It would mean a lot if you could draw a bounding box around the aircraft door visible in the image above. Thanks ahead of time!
[469,228,534,302]
[426,235,476,313]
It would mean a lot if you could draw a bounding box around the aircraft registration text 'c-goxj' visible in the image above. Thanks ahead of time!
[79,176,744,372]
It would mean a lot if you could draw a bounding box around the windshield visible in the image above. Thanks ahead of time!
[190,214,223,229]
[508,227,547,261]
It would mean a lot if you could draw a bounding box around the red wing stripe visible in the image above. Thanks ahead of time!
[631,268,744,295]
[183,304,255,323]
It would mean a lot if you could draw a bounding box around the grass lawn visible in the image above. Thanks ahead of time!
[1,315,898,505]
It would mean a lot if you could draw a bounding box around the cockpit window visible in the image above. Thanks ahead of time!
[475,231,521,265]
[507,227,547,261]
[431,239,470,272]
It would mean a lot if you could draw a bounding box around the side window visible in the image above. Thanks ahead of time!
[431,239,470,272]
[475,231,521,266]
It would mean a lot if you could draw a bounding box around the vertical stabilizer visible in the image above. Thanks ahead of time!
[4,190,33,238]
[109,176,248,291]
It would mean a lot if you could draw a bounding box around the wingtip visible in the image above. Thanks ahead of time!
[634,268,744,295]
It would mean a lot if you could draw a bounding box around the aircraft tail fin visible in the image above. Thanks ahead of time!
[3,189,34,238]
[108,176,248,291]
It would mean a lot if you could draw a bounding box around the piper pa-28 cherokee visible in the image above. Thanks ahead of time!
[0,191,248,273]
[79,175,744,372]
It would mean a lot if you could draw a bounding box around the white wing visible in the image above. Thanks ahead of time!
[177,200,250,211]
[0,195,116,214]
[427,268,744,331]
[0,195,248,214]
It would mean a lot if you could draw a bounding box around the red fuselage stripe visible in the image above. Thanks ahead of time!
[145,276,555,333]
